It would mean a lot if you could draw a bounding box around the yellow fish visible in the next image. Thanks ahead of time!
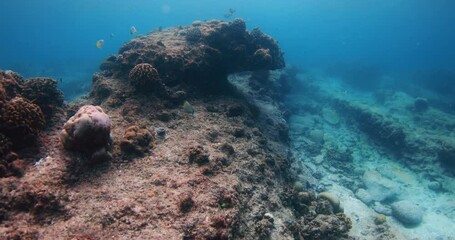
[130,26,137,34]
[96,39,105,48]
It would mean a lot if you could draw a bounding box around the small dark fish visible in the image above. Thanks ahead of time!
[59,78,63,83]
[224,8,236,18]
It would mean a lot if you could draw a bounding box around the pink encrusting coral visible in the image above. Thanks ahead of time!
[60,105,111,152]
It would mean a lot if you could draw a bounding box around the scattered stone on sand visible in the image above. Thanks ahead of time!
[372,202,393,216]
[363,170,400,202]
[391,200,424,226]
[355,188,374,205]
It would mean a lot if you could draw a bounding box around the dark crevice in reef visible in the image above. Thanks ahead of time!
[1,19,351,239]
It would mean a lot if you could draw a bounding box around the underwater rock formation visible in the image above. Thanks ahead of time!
[60,105,111,153]
[335,99,406,152]
[99,18,284,93]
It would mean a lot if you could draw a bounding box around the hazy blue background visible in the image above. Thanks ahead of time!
[1,0,454,99]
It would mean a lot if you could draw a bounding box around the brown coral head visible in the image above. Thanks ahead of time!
[128,63,161,92]
[0,97,45,147]
[0,70,25,100]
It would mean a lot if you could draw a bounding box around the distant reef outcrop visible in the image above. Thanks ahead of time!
[97,18,284,95]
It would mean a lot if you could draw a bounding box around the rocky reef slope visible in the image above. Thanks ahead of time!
[1,19,351,239]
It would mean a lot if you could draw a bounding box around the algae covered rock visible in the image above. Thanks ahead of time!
[318,192,341,213]
[60,105,111,152]
[303,213,352,239]
[120,125,153,154]
[362,170,400,202]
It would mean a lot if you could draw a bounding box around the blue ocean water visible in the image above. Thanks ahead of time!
[1,0,454,99]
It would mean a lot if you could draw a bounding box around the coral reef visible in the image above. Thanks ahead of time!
[60,105,111,153]
[0,97,45,148]
[0,70,66,166]
[99,18,284,93]
[22,77,64,119]
[0,20,354,240]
